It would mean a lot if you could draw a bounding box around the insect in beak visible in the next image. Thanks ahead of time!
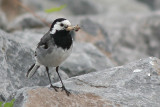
[65,25,80,32]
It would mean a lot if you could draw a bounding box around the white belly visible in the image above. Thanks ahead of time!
[36,45,72,67]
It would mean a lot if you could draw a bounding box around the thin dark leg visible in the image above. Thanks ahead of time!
[26,63,35,77]
[46,67,59,91]
[56,66,70,96]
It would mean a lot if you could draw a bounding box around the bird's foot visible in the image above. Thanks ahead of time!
[50,85,60,92]
[50,85,70,96]
[61,86,71,96]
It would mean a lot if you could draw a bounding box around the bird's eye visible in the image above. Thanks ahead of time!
[60,23,64,27]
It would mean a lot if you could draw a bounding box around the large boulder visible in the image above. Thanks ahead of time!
[10,57,160,107]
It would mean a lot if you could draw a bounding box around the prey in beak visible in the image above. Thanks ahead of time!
[66,25,80,32]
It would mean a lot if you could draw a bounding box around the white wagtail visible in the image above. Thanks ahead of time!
[26,18,80,96]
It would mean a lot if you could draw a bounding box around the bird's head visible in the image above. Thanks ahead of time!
[50,18,74,34]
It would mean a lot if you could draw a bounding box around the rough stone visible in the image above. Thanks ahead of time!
[0,10,7,30]
[112,46,148,65]
[77,18,112,54]
[137,13,160,58]
[104,12,160,63]
[84,12,160,65]
[137,0,160,10]
[52,0,99,15]
[12,57,160,107]
[11,29,45,49]
[7,13,45,31]
[154,0,160,10]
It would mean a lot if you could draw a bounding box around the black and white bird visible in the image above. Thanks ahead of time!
[26,18,80,96]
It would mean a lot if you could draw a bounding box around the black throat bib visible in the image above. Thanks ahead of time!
[52,30,72,50]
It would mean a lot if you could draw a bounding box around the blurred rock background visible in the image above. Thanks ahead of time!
[1,0,160,65]
[0,0,160,106]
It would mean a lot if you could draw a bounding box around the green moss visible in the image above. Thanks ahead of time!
[0,99,15,107]
[0,102,3,107]
[45,5,66,13]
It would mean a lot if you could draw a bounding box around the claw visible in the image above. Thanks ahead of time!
[50,85,60,92]
[61,86,71,96]
[65,90,71,96]
[50,85,71,96]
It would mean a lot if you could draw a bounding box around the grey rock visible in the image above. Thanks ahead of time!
[50,68,69,82]
[0,10,7,29]
[80,18,100,36]
[82,14,149,65]
[61,42,114,77]
[137,0,160,10]
[11,29,45,49]
[154,0,160,10]
[7,13,45,31]
[86,12,160,65]
[52,0,99,15]
[80,18,112,53]
[0,94,5,102]
[66,0,98,15]
[92,0,150,14]
[137,0,155,9]
[54,57,160,106]
[107,12,160,63]
[0,29,68,100]
[138,13,160,58]
[112,46,148,65]
[21,0,44,11]
[12,57,160,107]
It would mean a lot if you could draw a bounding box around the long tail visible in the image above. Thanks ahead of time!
[26,63,40,78]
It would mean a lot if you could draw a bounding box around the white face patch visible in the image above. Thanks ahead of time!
[50,20,71,34]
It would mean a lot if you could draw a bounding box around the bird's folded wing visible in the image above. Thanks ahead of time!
[37,31,53,48]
